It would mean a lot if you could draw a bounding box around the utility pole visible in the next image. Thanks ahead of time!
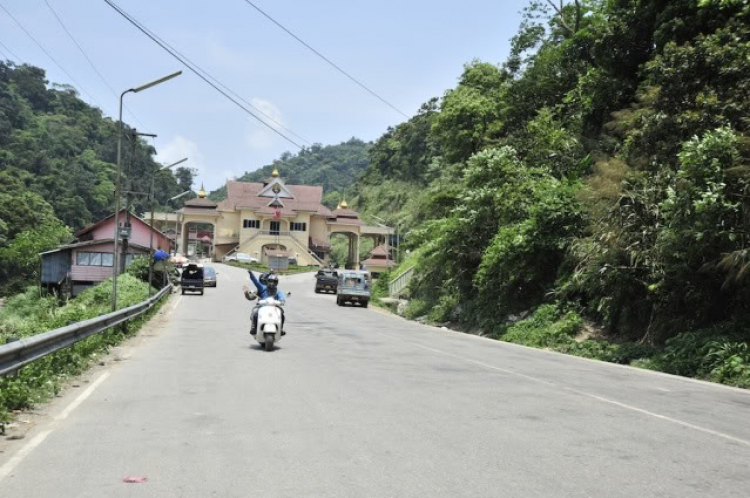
[121,130,157,275]
[110,70,182,312]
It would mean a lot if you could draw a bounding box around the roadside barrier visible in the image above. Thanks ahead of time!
[0,285,172,376]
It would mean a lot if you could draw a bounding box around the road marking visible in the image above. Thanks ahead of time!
[565,388,750,448]
[171,295,182,312]
[55,372,110,421]
[0,371,111,482]
[407,341,750,448]
[0,430,53,481]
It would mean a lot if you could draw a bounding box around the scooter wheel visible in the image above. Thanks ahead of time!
[264,337,274,351]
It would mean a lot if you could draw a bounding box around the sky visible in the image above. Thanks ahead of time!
[0,0,530,191]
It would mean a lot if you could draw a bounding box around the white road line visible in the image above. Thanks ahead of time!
[565,388,750,448]
[0,372,111,483]
[0,430,53,482]
[407,341,750,448]
[171,295,182,312]
[55,372,110,421]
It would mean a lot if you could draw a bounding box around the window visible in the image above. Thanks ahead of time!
[77,252,90,266]
[76,252,113,267]
[290,222,307,232]
[243,219,260,229]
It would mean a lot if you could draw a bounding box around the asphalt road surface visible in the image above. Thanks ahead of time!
[1,263,750,497]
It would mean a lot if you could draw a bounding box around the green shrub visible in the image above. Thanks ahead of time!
[498,305,583,348]
[0,275,164,425]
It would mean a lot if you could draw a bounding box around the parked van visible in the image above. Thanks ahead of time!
[336,270,371,308]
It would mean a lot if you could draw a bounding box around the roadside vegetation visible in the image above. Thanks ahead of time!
[344,1,750,389]
[0,275,166,426]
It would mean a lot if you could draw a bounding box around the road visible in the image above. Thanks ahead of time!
[1,263,750,497]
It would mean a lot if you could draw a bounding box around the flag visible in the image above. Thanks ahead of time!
[273,208,282,219]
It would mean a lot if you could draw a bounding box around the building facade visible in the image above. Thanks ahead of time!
[40,210,170,296]
[156,170,393,268]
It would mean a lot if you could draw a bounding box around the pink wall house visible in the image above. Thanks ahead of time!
[41,210,170,296]
[79,210,170,251]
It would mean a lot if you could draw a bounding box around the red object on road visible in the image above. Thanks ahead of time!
[123,477,148,483]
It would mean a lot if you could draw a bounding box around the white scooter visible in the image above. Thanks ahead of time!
[245,291,290,351]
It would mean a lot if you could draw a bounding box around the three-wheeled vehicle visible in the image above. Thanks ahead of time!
[336,270,371,307]
[181,263,204,295]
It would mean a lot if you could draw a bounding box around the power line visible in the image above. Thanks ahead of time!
[42,0,147,129]
[239,0,410,119]
[108,9,310,146]
[0,37,22,63]
[103,0,306,149]
[0,1,104,110]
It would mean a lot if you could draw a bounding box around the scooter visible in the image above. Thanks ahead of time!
[256,297,285,351]
[246,291,290,351]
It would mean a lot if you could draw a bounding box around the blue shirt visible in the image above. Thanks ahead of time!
[248,271,286,301]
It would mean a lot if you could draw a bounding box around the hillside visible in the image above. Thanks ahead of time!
[347,1,750,387]
[209,138,370,207]
[0,62,192,294]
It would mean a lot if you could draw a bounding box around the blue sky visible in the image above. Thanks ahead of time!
[0,0,530,191]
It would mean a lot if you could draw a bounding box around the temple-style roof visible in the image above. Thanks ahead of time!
[184,196,217,208]
[361,257,396,268]
[370,245,390,257]
[219,180,332,216]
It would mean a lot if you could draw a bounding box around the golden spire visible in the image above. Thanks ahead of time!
[340,199,349,209]
[271,168,280,178]
[198,183,207,198]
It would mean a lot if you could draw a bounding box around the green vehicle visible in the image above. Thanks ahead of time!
[336,270,371,308]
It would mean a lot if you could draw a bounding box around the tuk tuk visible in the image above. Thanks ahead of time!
[336,270,371,308]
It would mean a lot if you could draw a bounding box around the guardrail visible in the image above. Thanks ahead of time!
[0,285,172,376]
[389,266,414,298]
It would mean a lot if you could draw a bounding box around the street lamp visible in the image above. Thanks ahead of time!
[148,158,188,297]
[372,215,399,264]
[112,70,182,312]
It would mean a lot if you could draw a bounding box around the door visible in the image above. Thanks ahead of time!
[270,221,280,235]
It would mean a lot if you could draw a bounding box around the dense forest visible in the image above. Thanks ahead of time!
[209,138,370,208]
[0,62,195,294]
[345,0,750,385]
[2,0,750,386]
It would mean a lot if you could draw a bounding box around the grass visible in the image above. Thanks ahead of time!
[490,305,750,389]
[0,275,169,427]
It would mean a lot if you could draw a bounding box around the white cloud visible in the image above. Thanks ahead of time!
[245,98,285,151]
[155,135,209,188]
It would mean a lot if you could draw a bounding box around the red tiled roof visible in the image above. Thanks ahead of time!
[219,180,331,216]
[74,209,167,239]
[361,258,396,268]
[332,208,359,218]
[370,245,389,256]
[184,197,217,208]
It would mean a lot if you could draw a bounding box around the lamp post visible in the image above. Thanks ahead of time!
[112,70,182,312]
[373,215,399,264]
[148,158,188,297]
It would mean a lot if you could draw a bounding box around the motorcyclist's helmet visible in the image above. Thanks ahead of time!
[266,273,279,295]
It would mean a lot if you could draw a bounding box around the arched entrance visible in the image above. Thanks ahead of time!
[328,231,360,269]
[181,221,215,260]
[261,243,288,264]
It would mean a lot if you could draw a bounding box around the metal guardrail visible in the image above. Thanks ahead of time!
[0,285,172,376]
[389,266,414,298]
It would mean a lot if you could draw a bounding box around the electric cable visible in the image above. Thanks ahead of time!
[0,1,104,110]
[240,0,409,119]
[103,0,306,149]
[42,0,146,128]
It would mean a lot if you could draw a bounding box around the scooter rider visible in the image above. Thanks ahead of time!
[244,270,286,335]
